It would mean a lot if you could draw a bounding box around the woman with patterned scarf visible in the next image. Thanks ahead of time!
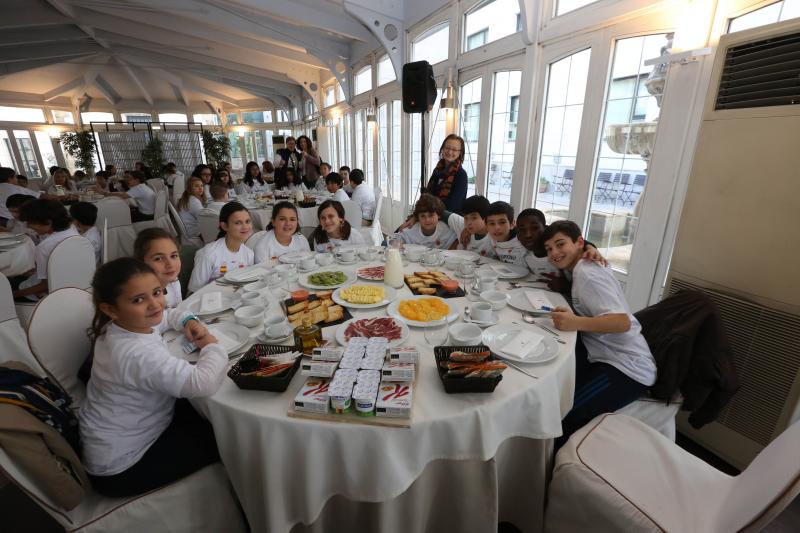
[425,134,468,214]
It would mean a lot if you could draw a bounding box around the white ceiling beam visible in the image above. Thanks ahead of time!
[0,55,92,78]
[44,0,111,49]
[0,25,89,47]
[183,84,240,107]
[0,3,71,29]
[116,58,153,106]
[344,0,406,89]
[171,83,190,108]
[77,54,110,98]
[0,41,100,63]
[93,75,120,105]
[43,77,85,101]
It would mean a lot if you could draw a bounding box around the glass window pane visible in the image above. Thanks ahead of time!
[325,87,335,107]
[588,34,668,273]
[343,114,352,167]
[337,84,345,102]
[412,24,449,64]
[729,2,783,32]
[228,132,243,169]
[486,70,521,202]
[13,130,42,178]
[276,109,289,122]
[367,117,375,184]
[34,131,58,171]
[459,77,482,197]
[158,113,187,122]
[392,100,401,201]
[193,113,220,125]
[51,110,74,124]
[81,112,114,124]
[429,89,446,177]
[264,129,274,162]
[0,106,46,122]
[242,110,272,123]
[0,131,16,168]
[464,0,521,52]
[377,55,396,85]
[556,0,598,16]
[121,113,152,123]
[354,110,365,170]
[410,112,422,205]
[534,49,591,223]
[355,66,372,95]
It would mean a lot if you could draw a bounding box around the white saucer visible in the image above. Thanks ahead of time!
[256,332,294,343]
[336,258,359,265]
[463,311,500,327]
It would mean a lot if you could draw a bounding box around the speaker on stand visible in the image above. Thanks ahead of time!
[402,61,437,198]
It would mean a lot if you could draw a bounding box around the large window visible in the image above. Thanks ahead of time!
[51,110,74,124]
[193,113,221,125]
[342,114,352,167]
[0,132,15,169]
[13,131,42,178]
[391,100,402,201]
[367,116,375,184]
[354,110,365,172]
[276,109,290,122]
[228,132,243,169]
[0,106,46,123]
[459,77,482,197]
[158,113,188,122]
[243,110,273,123]
[324,87,335,107]
[34,131,57,170]
[486,70,521,202]
[122,113,151,123]
[429,89,447,181]
[412,23,450,64]
[588,34,667,273]
[337,84,345,102]
[377,55,396,85]
[728,0,800,32]
[556,0,598,16]
[226,113,240,125]
[81,112,114,124]
[534,49,591,222]
[464,0,521,51]
[409,89,445,206]
[354,66,373,95]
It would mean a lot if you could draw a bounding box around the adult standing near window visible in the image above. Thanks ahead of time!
[296,135,321,190]
[425,134,468,215]
[273,136,301,190]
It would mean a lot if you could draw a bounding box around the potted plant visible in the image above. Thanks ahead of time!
[58,131,97,176]
[539,176,550,193]
[141,136,165,179]
[201,130,231,168]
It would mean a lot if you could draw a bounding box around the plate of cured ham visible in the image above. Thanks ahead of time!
[356,265,384,281]
[335,317,409,348]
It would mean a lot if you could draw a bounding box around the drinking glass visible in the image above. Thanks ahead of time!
[424,323,449,347]
[459,262,476,279]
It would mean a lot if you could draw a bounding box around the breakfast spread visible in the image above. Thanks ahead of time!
[308,271,347,286]
[403,270,464,297]
[397,297,450,322]
[286,290,347,328]
[356,265,384,281]
[339,284,385,304]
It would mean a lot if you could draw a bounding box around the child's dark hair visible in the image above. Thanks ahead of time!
[325,172,343,188]
[267,201,299,233]
[6,193,35,209]
[16,175,28,183]
[69,202,97,226]
[89,258,157,340]
[320,162,331,171]
[129,170,146,184]
[541,220,582,243]
[311,200,351,245]
[0,167,16,183]
[134,228,178,260]
[217,202,250,239]
[413,193,445,217]
[486,201,514,223]
[517,208,546,227]
[244,161,264,187]
[462,195,490,219]
[339,165,350,173]
[349,168,365,185]
[210,183,228,201]
[19,199,71,231]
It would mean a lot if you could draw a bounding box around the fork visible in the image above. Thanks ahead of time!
[504,360,539,379]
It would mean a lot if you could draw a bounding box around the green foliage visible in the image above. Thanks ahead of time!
[201,130,231,168]
[141,136,165,178]
[58,131,97,175]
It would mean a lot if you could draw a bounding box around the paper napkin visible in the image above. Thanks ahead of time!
[200,292,222,313]
[209,328,240,352]
[501,330,544,359]
[525,291,553,312]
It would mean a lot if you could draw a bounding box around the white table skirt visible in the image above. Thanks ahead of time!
[180,260,576,533]
[0,236,35,277]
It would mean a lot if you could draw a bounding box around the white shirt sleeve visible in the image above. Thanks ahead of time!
[179,343,228,398]
[448,213,465,237]
[188,245,214,293]
[574,264,629,317]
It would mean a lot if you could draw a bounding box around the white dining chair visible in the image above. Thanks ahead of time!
[133,190,171,233]
[96,198,136,260]
[245,230,267,253]
[0,447,247,533]
[0,274,45,375]
[146,178,166,193]
[26,287,93,405]
[616,394,681,440]
[101,218,109,264]
[545,413,800,533]
[341,199,363,227]
[168,203,203,250]
[47,236,96,292]
[171,174,185,206]
[198,209,220,244]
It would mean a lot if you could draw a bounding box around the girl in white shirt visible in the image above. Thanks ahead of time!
[253,201,311,263]
[309,200,366,252]
[241,161,271,194]
[177,177,207,239]
[46,168,78,196]
[80,258,226,497]
[135,228,184,308]
[214,169,237,200]
[191,164,213,201]
[188,202,255,292]
[400,194,457,249]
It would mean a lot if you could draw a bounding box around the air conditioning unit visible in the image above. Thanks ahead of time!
[272,134,285,151]
[667,19,800,470]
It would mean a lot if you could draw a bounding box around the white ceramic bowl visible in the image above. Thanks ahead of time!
[444,258,461,270]
[481,290,509,311]
[243,280,269,294]
[234,305,265,327]
[448,323,483,345]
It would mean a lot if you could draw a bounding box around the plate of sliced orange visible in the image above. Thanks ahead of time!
[387,295,460,327]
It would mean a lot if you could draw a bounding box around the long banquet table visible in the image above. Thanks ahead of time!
[169,257,576,533]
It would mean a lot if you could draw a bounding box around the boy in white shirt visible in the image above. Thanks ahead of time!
[70,202,102,264]
[316,162,331,191]
[543,220,656,447]
[104,170,155,222]
[486,201,528,265]
[206,184,229,213]
[443,195,495,257]
[349,169,375,225]
[325,172,350,203]
[400,194,457,249]
[339,166,353,195]
[1,193,39,242]
[0,167,42,224]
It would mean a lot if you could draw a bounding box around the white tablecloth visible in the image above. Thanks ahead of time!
[0,236,35,277]
[176,260,576,533]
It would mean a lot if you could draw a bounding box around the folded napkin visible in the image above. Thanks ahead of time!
[490,264,516,277]
[209,327,241,352]
[200,292,223,313]
[501,330,544,359]
[525,291,553,312]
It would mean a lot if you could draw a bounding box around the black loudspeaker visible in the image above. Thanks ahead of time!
[402,61,437,113]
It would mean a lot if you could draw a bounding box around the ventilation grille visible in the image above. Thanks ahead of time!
[667,279,800,445]
[715,31,800,110]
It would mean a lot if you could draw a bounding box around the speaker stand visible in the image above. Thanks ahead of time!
[419,111,427,195]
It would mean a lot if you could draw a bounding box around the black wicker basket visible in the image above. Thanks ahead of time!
[434,345,503,393]
[228,343,302,392]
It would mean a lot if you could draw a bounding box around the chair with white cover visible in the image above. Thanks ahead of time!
[198,209,220,244]
[95,197,136,260]
[616,395,681,441]
[171,174,186,206]
[0,274,45,375]
[133,190,172,234]
[359,187,384,245]
[47,236,96,292]
[341,200,363,227]
[146,178,166,193]
[101,218,109,264]
[245,230,267,252]
[545,413,800,533]
[26,288,94,405]
[168,203,203,250]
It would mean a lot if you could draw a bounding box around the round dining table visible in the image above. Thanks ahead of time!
[170,256,576,533]
[0,235,35,277]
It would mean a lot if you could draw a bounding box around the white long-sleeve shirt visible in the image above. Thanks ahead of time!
[188,238,254,292]
[179,196,204,238]
[80,309,227,476]
[350,184,376,221]
[253,230,310,263]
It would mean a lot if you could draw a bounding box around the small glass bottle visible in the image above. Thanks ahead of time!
[293,316,322,355]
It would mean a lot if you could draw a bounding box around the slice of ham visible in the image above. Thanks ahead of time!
[344,317,402,341]
[357,266,384,280]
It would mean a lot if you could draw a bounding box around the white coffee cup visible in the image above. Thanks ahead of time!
[359,247,377,260]
[241,292,262,305]
[301,257,317,270]
[316,252,334,266]
[404,249,422,262]
[459,262,476,277]
[337,249,356,262]
[266,322,292,338]
[470,302,493,322]
[477,274,498,292]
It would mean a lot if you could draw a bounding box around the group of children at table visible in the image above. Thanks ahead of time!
[4,177,655,498]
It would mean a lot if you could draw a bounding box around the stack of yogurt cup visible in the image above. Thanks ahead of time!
[353,369,381,416]
[339,338,367,369]
[329,368,358,413]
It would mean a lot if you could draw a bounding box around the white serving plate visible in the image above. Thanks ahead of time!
[386,295,460,328]
[279,251,316,264]
[442,249,480,262]
[207,322,251,354]
[482,323,559,364]
[477,263,529,279]
[298,270,355,290]
[224,265,269,283]
[335,317,409,348]
[507,288,555,315]
[331,284,397,309]
[185,293,241,316]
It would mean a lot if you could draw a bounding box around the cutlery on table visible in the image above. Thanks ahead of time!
[504,360,539,379]
[523,313,562,337]
[512,321,566,345]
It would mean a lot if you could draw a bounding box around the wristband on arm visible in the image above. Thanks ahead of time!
[181,314,199,328]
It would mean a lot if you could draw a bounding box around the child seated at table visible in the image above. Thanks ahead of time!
[325,172,350,203]
[281,168,305,191]
[213,169,237,200]
[135,228,183,308]
[252,201,311,263]
[46,168,78,195]
[442,195,495,257]
[339,166,353,195]
[103,170,155,222]
[349,169,375,225]
[188,202,254,292]
[206,184,229,213]
[1,193,39,242]
[542,220,656,447]
[92,171,110,194]
[400,194,457,249]
[80,258,226,497]
[12,199,79,300]
[309,199,366,253]
[177,177,207,240]
[69,202,102,264]
[485,201,527,265]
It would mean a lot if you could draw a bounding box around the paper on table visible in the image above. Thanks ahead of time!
[201,292,222,313]
[490,264,515,277]
[209,327,241,352]
[525,291,553,311]
[501,329,544,359]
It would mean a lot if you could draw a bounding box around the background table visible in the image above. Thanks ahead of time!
[0,236,35,277]
[174,259,576,533]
